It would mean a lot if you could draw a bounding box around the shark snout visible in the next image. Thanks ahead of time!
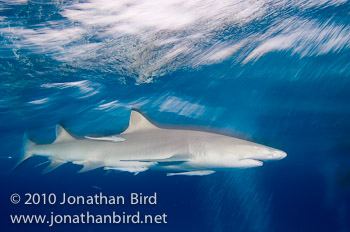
[271,150,287,160]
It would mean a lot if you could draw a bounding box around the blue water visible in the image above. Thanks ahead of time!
[0,0,350,231]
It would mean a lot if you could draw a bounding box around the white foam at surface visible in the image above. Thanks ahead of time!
[0,0,349,83]
[28,98,49,105]
[296,0,348,9]
[159,96,206,118]
[41,80,100,98]
[243,18,350,63]
[1,0,28,5]
[0,0,269,82]
[95,100,123,111]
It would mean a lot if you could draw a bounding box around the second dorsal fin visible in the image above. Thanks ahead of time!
[54,125,75,143]
[122,110,157,134]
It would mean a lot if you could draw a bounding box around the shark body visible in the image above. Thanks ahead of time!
[18,110,287,176]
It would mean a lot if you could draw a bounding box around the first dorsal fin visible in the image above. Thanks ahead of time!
[122,110,157,134]
[54,125,75,143]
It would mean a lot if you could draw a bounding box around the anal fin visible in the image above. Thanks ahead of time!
[75,161,104,173]
[42,158,66,174]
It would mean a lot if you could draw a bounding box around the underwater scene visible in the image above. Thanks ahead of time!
[0,0,349,231]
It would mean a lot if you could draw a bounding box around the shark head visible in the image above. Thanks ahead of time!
[236,144,287,161]
[197,142,287,169]
[194,134,287,169]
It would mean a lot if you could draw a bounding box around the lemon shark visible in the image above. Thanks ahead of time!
[17,110,286,176]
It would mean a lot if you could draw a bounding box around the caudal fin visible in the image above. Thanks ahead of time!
[12,133,35,170]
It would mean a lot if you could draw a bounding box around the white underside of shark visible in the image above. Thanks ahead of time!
[17,110,287,176]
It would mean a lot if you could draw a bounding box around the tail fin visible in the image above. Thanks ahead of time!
[12,133,35,170]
